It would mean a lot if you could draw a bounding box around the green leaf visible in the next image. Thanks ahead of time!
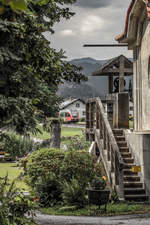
[10,0,28,12]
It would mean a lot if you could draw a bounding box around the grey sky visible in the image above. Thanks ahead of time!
[74,0,112,8]
[45,0,132,60]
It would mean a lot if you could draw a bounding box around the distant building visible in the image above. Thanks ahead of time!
[60,98,86,119]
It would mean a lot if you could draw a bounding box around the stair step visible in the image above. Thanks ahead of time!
[113,129,123,136]
[115,136,125,142]
[124,188,146,195]
[123,169,138,176]
[124,182,143,188]
[121,152,132,158]
[124,176,140,182]
[125,194,149,202]
[119,147,129,153]
[123,158,134,164]
[117,142,127,147]
[124,164,135,169]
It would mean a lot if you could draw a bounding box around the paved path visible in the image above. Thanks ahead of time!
[35,212,150,225]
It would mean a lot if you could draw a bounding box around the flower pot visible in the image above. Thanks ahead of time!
[86,188,110,210]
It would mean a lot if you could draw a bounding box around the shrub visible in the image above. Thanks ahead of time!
[66,134,91,152]
[26,148,102,207]
[0,132,34,160]
[26,148,65,186]
[0,175,36,225]
[62,179,87,208]
[60,151,95,187]
[35,172,62,207]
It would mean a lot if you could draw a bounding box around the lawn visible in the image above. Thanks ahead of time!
[0,127,83,190]
[0,163,29,191]
[33,125,83,140]
[40,203,150,216]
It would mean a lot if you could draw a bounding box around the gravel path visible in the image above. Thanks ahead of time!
[35,212,150,225]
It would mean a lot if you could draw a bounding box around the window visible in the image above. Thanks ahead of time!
[76,103,80,108]
[82,111,86,116]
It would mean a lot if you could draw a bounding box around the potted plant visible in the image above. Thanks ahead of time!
[87,176,110,211]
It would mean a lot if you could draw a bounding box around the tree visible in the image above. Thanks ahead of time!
[0,0,86,134]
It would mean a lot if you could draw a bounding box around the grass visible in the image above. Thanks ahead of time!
[33,125,83,140]
[129,120,133,129]
[0,163,29,191]
[40,203,150,216]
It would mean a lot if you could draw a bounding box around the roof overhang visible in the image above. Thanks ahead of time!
[115,0,149,48]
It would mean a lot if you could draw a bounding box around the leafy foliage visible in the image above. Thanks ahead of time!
[0,175,36,225]
[90,176,106,190]
[35,172,62,207]
[26,148,65,186]
[0,0,86,134]
[0,131,35,160]
[60,150,96,186]
[65,132,90,151]
[62,179,87,208]
[26,148,102,207]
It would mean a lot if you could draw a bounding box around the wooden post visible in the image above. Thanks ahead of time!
[119,56,125,92]
[109,76,113,93]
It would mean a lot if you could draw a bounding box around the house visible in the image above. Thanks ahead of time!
[60,98,86,119]
[116,0,150,196]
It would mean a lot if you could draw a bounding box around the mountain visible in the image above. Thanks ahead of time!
[58,57,108,99]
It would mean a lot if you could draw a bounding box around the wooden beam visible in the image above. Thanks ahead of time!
[119,56,125,92]
[83,44,128,47]
[109,76,113,94]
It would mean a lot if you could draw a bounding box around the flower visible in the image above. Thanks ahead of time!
[34,197,39,202]
[102,176,107,181]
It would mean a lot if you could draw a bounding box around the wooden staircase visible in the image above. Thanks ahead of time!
[113,129,149,202]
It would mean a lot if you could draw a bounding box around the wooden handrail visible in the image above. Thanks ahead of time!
[86,98,125,199]
[96,98,124,167]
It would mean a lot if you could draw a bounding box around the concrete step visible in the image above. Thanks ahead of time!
[123,158,134,164]
[119,147,129,153]
[123,169,138,176]
[124,176,140,182]
[121,152,132,158]
[125,194,149,202]
[124,164,135,169]
[113,129,123,136]
[124,182,143,188]
[117,141,127,148]
[124,188,146,195]
[115,136,125,142]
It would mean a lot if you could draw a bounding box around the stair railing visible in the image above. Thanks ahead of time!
[86,98,125,200]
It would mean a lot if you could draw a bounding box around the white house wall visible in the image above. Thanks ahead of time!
[66,101,85,119]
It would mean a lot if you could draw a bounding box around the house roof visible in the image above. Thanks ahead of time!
[92,55,133,76]
[115,0,149,44]
[115,0,135,42]
[60,99,85,110]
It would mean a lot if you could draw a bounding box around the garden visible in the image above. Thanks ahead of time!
[1,125,150,224]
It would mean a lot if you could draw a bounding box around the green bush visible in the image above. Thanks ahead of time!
[26,148,102,207]
[0,175,36,225]
[66,134,90,151]
[26,148,65,187]
[35,172,62,207]
[62,179,87,208]
[0,132,34,160]
[60,151,95,186]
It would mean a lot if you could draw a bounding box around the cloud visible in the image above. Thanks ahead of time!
[74,0,112,8]
[80,15,104,34]
[60,29,76,36]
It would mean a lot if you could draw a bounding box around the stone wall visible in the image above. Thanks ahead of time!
[134,20,150,131]
[125,130,150,195]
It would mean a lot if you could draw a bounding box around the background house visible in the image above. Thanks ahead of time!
[60,98,86,119]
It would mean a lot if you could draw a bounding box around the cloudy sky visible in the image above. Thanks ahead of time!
[45,0,132,60]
